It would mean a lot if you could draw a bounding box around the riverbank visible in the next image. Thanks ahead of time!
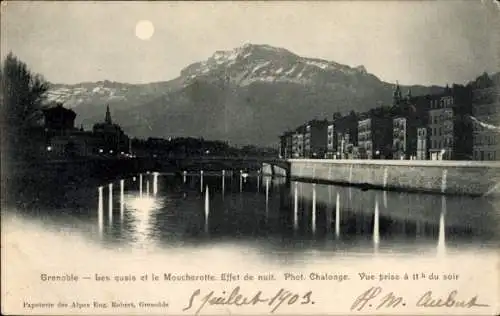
[1,157,155,206]
[264,159,500,197]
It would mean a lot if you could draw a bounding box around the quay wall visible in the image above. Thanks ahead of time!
[283,159,500,197]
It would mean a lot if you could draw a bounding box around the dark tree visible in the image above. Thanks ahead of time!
[1,52,49,160]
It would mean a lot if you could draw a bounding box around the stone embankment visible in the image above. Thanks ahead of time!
[263,159,500,197]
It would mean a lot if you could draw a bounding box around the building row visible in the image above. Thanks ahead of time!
[279,84,499,161]
[27,103,131,159]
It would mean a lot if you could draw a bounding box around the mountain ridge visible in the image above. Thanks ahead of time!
[45,43,450,146]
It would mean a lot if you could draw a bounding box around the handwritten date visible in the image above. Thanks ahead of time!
[182,286,314,315]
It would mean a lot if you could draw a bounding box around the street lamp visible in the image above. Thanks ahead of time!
[46,146,52,152]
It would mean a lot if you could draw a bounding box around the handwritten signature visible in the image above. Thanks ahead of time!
[351,286,490,311]
[182,286,314,315]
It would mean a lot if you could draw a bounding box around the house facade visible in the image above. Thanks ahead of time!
[472,87,500,161]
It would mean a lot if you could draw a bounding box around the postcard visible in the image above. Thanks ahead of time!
[1,1,499,315]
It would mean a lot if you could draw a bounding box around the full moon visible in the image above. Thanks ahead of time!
[135,20,155,40]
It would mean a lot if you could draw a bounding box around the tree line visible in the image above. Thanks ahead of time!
[1,52,49,162]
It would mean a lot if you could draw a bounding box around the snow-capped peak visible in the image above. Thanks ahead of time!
[180,43,370,87]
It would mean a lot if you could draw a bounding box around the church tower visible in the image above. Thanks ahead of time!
[393,81,403,106]
[406,88,412,100]
[105,105,112,124]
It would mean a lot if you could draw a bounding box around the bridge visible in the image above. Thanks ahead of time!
[150,156,290,175]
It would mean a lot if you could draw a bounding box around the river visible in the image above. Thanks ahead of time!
[2,171,500,314]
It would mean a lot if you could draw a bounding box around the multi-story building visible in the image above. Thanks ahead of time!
[326,122,336,158]
[416,127,428,160]
[357,109,393,159]
[336,132,352,159]
[391,83,431,160]
[303,119,329,158]
[392,117,407,159]
[427,85,475,161]
[279,131,294,159]
[358,118,373,159]
[472,87,500,161]
[292,125,305,158]
[334,111,358,159]
[304,125,311,157]
[428,95,455,160]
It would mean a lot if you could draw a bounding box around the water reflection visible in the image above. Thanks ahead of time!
[153,172,159,195]
[126,194,163,249]
[294,182,298,231]
[139,174,143,197]
[205,186,210,234]
[6,172,500,257]
[265,177,270,219]
[383,190,388,209]
[335,192,340,238]
[373,195,380,250]
[200,170,204,192]
[239,171,243,193]
[437,196,447,256]
[120,179,124,220]
[312,184,317,234]
[222,170,226,194]
[98,186,103,236]
[108,183,113,226]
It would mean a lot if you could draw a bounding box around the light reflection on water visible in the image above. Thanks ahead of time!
[4,172,500,262]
